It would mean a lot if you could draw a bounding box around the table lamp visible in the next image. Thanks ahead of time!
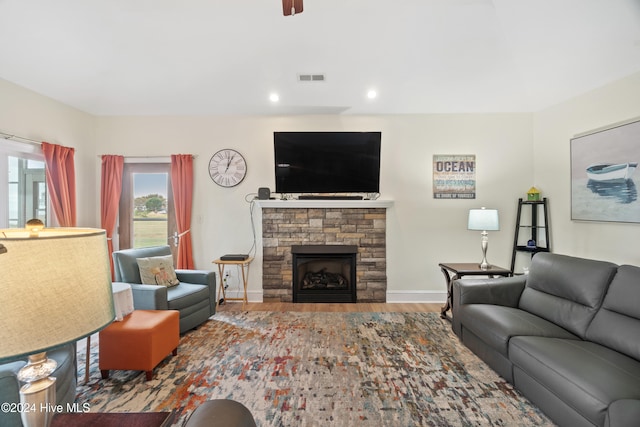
[0,225,115,427]
[468,207,500,270]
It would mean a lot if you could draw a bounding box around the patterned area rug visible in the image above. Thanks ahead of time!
[76,312,554,426]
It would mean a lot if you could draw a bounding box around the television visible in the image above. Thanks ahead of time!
[274,132,381,194]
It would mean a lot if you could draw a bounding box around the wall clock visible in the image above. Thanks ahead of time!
[208,149,247,187]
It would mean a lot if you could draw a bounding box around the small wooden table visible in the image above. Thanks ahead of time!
[51,411,174,427]
[212,257,254,306]
[85,282,134,383]
[439,262,511,320]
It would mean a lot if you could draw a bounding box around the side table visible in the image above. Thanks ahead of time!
[85,282,134,383]
[51,411,174,427]
[439,262,511,320]
[212,257,254,306]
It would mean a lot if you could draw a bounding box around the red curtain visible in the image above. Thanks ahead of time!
[171,154,195,269]
[42,142,76,227]
[100,155,124,278]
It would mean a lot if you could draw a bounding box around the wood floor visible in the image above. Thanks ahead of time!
[216,301,442,313]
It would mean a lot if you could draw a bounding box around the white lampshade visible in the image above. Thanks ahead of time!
[0,228,115,362]
[468,208,500,231]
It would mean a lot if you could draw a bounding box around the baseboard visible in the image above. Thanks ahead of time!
[385,290,446,303]
[247,291,264,303]
[244,290,446,304]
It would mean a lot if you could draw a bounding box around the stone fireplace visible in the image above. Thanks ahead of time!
[259,200,391,303]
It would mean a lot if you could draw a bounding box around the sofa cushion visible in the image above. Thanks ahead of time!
[510,336,640,427]
[587,264,640,361]
[605,399,640,427]
[113,246,173,283]
[518,253,618,338]
[459,304,579,356]
[137,255,180,287]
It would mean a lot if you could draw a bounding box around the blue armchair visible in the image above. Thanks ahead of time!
[112,246,216,333]
[0,344,76,427]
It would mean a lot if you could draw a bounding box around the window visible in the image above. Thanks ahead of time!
[118,162,177,261]
[0,139,48,228]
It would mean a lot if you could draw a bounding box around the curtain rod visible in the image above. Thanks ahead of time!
[98,154,197,164]
[0,131,43,146]
[98,155,197,159]
[1,133,199,159]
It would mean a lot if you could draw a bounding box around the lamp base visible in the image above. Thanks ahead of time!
[479,230,491,270]
[18,352,57,427]
[478,260,491,270]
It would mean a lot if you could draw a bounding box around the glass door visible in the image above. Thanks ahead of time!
[7,156,47,228]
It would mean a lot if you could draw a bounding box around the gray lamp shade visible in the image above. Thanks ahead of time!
[468,208,500,231]
[0,228,115,362]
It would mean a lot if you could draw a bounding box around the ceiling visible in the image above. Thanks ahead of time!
[1,0,639,116]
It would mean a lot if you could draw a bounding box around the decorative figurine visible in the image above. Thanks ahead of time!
[527,186,541,201]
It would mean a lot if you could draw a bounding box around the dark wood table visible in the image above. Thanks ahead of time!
[51,411,174,427]
[439,262,511,320]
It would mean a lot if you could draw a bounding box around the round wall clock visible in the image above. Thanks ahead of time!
[208,149,247,187]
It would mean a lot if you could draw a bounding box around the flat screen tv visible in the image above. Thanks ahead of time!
[274,131,381,194]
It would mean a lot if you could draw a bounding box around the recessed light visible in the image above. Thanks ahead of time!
[269,93,280,103]
[367,90,377,99]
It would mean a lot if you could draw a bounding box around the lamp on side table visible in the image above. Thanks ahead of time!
[467,207,500,270]
[0,226,115,427]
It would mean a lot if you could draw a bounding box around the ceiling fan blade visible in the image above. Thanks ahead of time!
[282,0,303,16]
[282,0,293,15]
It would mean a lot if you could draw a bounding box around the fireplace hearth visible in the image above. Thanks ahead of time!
[292,245,357,303]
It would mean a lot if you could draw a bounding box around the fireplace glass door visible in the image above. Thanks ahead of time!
[292,245,357,303]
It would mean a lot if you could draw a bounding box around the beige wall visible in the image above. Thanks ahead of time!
[2,71,639,302]
[533,72,640,266]
[95,113,533,301]
[0,79,96,226]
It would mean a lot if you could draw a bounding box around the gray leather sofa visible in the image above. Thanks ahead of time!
[112,246,216,333]
[452,252,640,427]
[0,343,77,427]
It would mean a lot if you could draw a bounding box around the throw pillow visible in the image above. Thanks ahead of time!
[136,255,180,287]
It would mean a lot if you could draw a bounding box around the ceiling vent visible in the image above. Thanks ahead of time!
[298,73,326,82]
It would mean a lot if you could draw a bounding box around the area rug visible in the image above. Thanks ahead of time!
[76,312,554,426]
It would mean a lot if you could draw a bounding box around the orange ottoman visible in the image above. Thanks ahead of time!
[99,310,179,381]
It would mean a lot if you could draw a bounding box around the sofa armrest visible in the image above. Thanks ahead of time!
[176,270,217,315]
[606,400,640,427]
[129,284,169,310]
[454,275,526,308]
[176,270,215,286]
[452,276,526,338]
[0,362,24,427]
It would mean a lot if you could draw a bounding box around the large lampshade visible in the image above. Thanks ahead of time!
[0,228,115,361]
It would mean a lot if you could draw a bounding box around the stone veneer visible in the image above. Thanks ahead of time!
[262,207,387,302]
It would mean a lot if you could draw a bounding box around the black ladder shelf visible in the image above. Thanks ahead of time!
[510,198,551,273]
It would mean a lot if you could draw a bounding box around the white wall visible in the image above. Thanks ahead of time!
[7,69,639,302]
[0,79,96,226]
[95,113,533,301]
[533,71,640,266]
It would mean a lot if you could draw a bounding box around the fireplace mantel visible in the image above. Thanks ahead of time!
[255,199,393,209]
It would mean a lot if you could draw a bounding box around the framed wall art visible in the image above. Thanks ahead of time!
[571,117,640,223]
[433,154,476,199]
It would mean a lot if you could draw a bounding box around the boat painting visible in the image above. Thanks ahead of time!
[586,162,638,182]
[571,118,640,223]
